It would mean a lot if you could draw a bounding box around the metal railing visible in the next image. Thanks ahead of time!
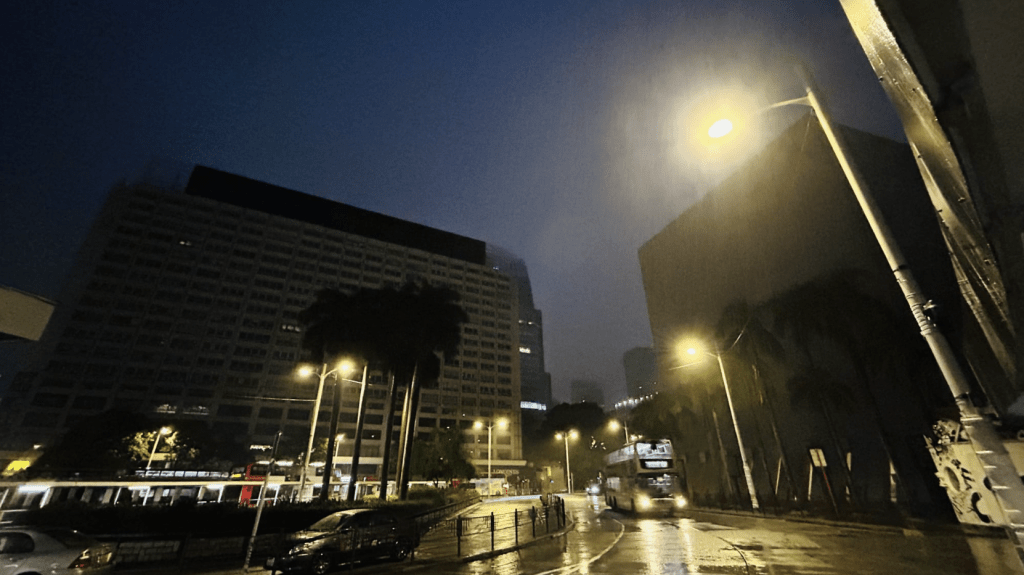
[422,496,566,557]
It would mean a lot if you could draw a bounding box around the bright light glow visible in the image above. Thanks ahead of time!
[497,418,508,429]
[297,366,314,377]
[474,421,484,430]
[674,495,688,508]
[569,430,579,440]
[519,346,532,354]
[520,401,547,411]
[608,420,620,431]
[159,427,172,435]
[686,348,697,356]
[275,461,294,467]
[708,119,733,138]
[338,360,354,373]
[17,485,49,494]
[636,494,652,511]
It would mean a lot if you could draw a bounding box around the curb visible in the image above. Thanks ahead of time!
[685,507,1007,539]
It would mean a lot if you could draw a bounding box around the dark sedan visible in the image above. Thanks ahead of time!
[265,509,419,575]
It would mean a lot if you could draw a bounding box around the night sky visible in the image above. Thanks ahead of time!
[1,1,902,403]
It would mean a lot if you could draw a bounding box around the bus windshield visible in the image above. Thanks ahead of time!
[638,473,682,494]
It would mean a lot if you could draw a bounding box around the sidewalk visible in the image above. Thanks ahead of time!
[415,495,573,562]
[683,505,1008,539]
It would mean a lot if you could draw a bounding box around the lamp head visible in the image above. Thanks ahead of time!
[297,365,314,378]
[474,421,484,430]
[708,118,733,138]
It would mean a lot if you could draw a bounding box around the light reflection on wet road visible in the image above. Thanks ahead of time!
[401,494,1022,575]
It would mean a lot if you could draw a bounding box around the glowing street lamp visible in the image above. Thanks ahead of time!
[555,430,579,494]
[474,418,508,484]
[679,342,759,511]
[608,419,630,445]
[146,427,172,470]
[296,360,354,501]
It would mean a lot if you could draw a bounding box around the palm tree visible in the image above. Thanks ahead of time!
[766,269,925,509]
[714,300,797,507]
[299,281,466,501]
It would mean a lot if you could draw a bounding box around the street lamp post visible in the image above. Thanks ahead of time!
[474,418,508,490]
[608,419,630,445]
[555,430,578,494]
[684,345,760,511]
[296,361,352,502]
[146,427,171,471]
[334,434,346,459]
[706,64,1024,554]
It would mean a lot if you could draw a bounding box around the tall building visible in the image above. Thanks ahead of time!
[485,247,552,413]
[622,347,657,399]
[1,166,526,474]
[569,380,604,407]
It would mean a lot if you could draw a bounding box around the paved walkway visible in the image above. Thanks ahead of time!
[415,495,567,562]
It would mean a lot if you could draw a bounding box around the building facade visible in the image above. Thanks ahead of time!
[638,116,960,514]
[622,346,657,400]
[2,166,526,472]
[569,380,605,407]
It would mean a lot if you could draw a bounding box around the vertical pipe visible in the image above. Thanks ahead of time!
[346,365,369,502]
[298,365,328,502]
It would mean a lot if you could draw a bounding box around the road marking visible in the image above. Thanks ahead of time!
[529,518,626,575]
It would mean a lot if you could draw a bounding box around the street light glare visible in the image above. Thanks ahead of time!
[708,118,733,138]
[297,366,313,377]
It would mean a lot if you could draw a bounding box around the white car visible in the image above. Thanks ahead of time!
[0,528,115,575]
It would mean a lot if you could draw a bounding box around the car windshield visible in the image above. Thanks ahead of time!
[38,529,94,549]
[307,513,353,532]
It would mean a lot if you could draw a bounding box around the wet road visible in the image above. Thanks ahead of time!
[398,494,1023,575]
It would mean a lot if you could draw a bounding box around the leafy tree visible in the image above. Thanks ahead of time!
[411,427,476,485]
[26,411,236,478]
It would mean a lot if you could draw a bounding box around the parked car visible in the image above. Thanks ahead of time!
[0,528,115,575]
[265,509,419,575]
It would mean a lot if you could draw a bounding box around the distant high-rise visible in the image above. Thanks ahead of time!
[486,247,552,413]
[570,379,604,407]
[622,347,657,399]
[1,166,526,475]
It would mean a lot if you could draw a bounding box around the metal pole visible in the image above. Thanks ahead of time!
[346,365,369,502]
[799,64,1024,558]
[715,349,760,511]
[563,435,571,494]
[298,364,328,502]
[244,431,281,571]
[145,433,162,470]
[487,424,493,481]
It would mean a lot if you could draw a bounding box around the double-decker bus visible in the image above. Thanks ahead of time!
[603,439,687,514]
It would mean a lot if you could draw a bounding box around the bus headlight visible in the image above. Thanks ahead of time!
[636,495,652,510]
[674,495,688,508]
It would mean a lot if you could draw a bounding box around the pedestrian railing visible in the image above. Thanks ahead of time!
[420,496,566,558]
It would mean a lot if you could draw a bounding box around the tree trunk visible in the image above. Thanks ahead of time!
[397,364,422,500]
[378,371,399,500]
[752,364,798,505]
[320,380,342,501]
[345,365,369,502]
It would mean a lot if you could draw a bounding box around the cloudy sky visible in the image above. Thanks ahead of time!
[1,1,902,403]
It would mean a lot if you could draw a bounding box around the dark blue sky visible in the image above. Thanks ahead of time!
[1,1,902,403]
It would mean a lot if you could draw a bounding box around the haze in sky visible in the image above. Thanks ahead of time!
[1,1,901,403]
